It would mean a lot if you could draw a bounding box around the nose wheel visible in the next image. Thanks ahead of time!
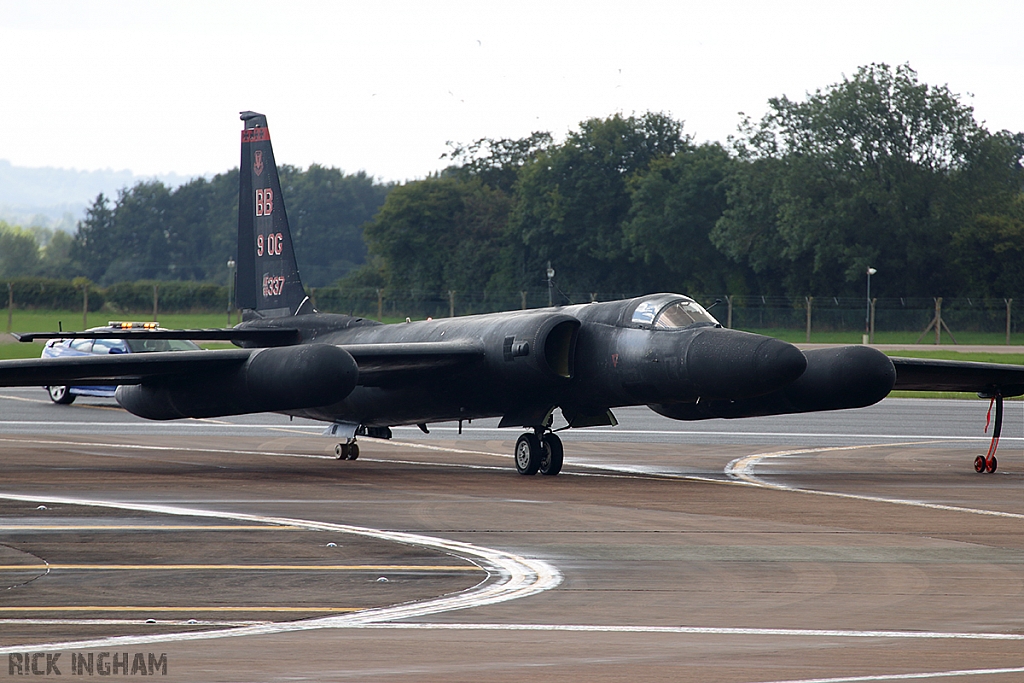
[974,455,997,473]
[975,394,1001,474]
[515,431,563,476]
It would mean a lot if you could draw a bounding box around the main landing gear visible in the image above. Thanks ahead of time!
[975,393,1002,474]
[335,440,359,460]
[514,429,563,476]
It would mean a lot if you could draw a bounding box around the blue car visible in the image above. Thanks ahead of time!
[42,323,201,404]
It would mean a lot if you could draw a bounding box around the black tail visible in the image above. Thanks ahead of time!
[236,111,312,319]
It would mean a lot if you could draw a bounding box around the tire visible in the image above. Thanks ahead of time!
[515,433,542,475]
[986,456,997,473]
[47,386,75,405]
[974,455,987,473]
[347,444,360,461]
[539,433,564,476]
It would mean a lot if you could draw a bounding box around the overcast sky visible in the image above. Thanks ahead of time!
[1,0,1021,183]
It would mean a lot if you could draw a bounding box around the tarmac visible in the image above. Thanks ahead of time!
[0,389,1022,681]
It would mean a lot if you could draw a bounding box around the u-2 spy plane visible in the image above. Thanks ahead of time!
[4,112,1024,476]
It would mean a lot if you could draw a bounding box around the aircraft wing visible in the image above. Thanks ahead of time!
[340,340,485,386]
[0,349,254,387]
[14,328,301,346]
[891,357,1024,397]
[0,339,483,390]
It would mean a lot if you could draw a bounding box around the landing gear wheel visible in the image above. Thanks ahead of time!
[539,433,563,476]
[986,456,997,473]
[46,386,75,405]
[975,455,986,473]
[335,443,360,460]
[514,433,542,475]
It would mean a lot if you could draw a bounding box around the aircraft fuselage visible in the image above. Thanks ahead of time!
[238,296,811,430]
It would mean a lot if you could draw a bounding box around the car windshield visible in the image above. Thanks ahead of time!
[93,339,128,354]
[125,338,201,353]
[653,301,719,329]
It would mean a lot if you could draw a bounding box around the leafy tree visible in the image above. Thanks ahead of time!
[38,230,75,278]
[359,176,512,297]
[443,132,553,193]
[280,165,391,287]
[71,167,388,286]
[72,193,116,281]
[157,173,238,282]
[624,143,746,294]
[510,112,689,293]
[0,221,41,278]
[713,63,1023,297]
[953,194,1024,297]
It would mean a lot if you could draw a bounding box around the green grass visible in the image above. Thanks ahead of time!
[886,388,1023,399]
[743,328,1019,346]
[0,341,48,359]
[0,310,242,359]
[884,350,1024,364]
[1,309,234,333]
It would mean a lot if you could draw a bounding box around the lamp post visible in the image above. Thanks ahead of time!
[865,267,876,343]
[546,261,555,307]
[227,259,236,326]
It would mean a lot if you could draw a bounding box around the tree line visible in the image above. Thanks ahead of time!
[4,63,1022,305]
[2,166,392,288]
[349,63,1023,303]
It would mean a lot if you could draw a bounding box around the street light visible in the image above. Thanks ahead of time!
[546,261,555,307]
[227,258,236,326]
[865,266,877,343]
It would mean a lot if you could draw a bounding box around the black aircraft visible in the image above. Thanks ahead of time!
[5,111,1024,476]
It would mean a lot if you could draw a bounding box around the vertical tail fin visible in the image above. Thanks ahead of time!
[236,111,312,319]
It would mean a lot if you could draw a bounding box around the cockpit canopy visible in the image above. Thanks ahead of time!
[630,295,720,330]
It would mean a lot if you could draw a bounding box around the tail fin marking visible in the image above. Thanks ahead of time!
[236,111,311,318]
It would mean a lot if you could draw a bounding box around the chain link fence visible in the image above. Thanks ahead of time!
[310,288,1020,341]
[5,279,1020,340]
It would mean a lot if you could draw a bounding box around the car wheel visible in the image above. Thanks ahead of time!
[46,385,76,405]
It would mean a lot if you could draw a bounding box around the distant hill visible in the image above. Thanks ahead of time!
[0,159,199,232]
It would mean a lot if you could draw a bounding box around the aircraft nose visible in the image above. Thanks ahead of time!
[685,329,806,400]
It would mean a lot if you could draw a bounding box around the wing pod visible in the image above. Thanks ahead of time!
[115,344,357,419]
[651,345,895,420]
[683,328,807,400]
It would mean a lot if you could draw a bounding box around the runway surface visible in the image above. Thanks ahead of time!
[1,387,1022,681]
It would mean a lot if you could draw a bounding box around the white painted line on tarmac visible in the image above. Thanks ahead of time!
[1,411,1018,443]
[358,622,1024,640]
[726,445,1024,520]
[0,433,751,485]
[0,619,268,626]
[0,491,562,653]
[375,439,511,459]
[0,393,50,404]
[392,426,1022,443]
[748,667,1024,682]
[0,420,325,428]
